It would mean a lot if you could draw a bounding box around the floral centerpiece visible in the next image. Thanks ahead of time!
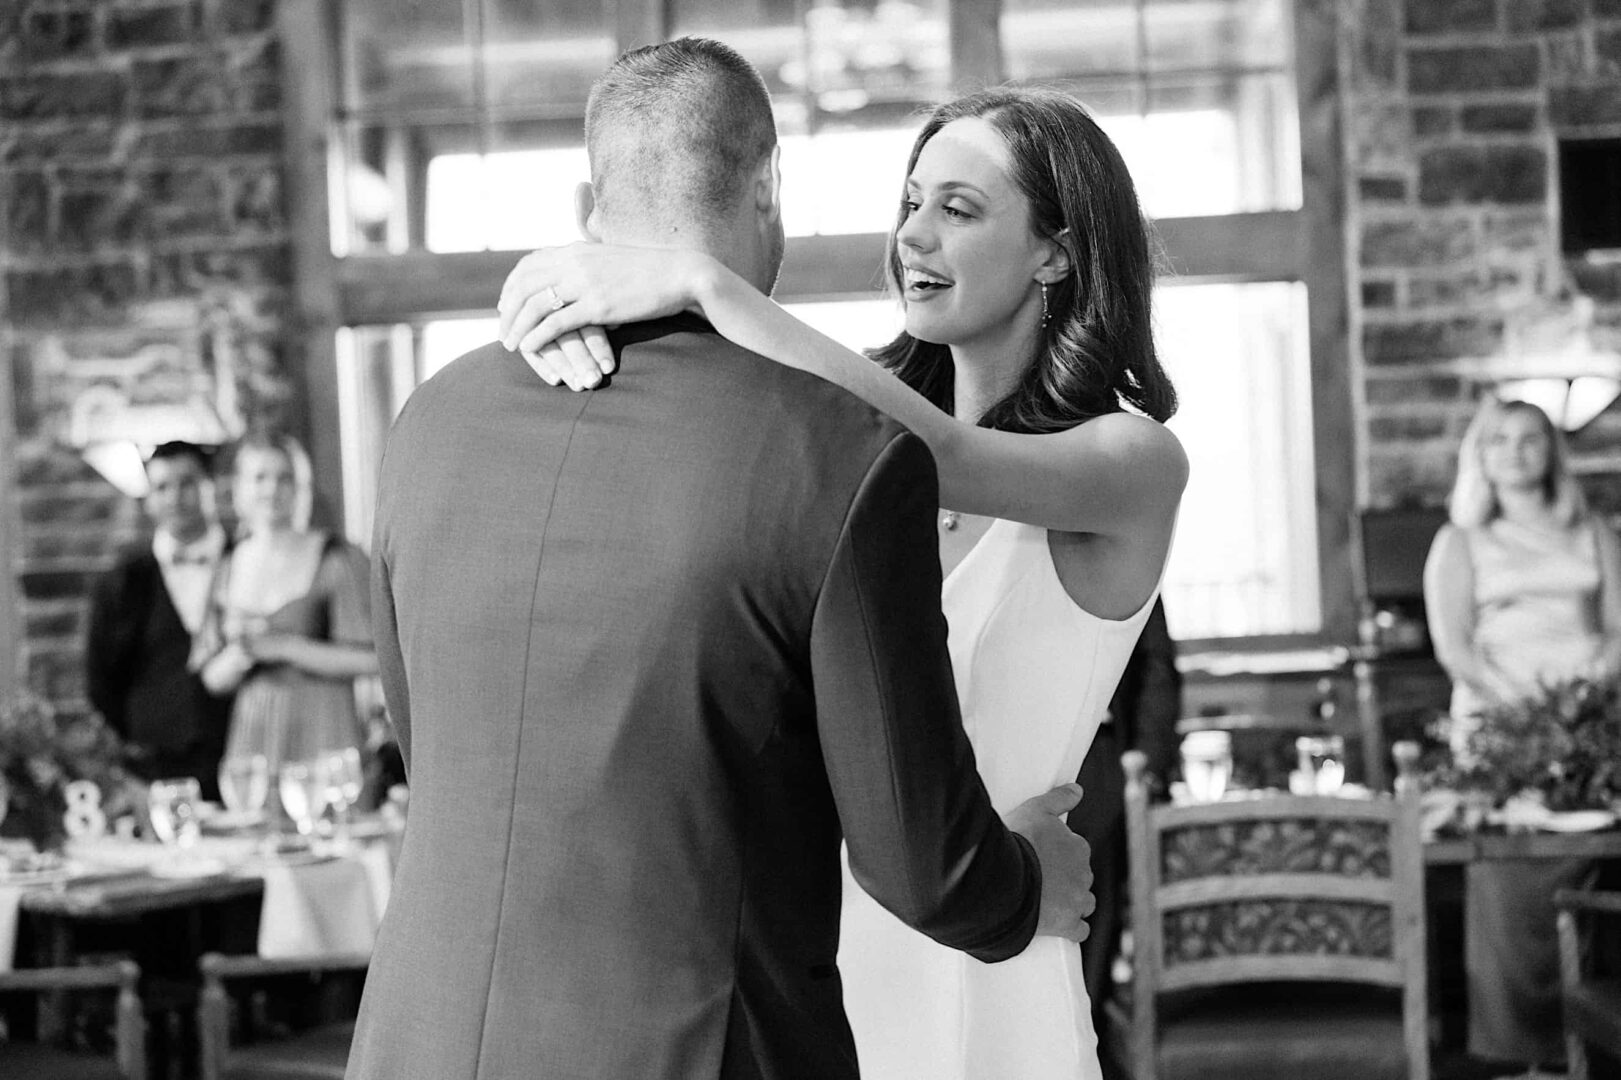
[1439,676,1621,813]
[0,691,144,850]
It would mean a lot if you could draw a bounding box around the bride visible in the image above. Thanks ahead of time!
[498,84,1186,1080]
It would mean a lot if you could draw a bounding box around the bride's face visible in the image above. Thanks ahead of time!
[894,118,1051,349]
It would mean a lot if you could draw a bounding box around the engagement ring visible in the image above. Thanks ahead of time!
[543,285,566,312]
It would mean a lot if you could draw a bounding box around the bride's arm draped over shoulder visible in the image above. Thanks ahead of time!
[497,244,1187,539]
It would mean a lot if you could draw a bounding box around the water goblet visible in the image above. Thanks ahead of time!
[321,747,365,842]
[148,777,202,851]
[1179,730,1233,803]
[278,759,332,841]
[1295,735,1346,796]
[218,754,271,821]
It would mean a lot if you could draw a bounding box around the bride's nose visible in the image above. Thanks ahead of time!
[896,207,935,253]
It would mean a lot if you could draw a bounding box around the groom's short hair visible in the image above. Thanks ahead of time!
[585,37,777,229]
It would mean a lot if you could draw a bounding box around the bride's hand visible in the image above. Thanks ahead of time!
[496,243,716,389]
[525,329,615,392]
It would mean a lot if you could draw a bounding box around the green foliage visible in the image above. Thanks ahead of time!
[0,692,142,850]
[1443,677,1621,812]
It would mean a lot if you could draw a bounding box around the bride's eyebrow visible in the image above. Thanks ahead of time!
[904,178,991,199]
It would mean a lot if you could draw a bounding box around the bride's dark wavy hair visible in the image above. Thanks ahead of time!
[869,87,1177,433]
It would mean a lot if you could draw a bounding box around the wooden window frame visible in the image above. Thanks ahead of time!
[276,0,1354,650]
[0,313,18,700]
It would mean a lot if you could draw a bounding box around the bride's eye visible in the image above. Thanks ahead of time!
[901,199,921,216]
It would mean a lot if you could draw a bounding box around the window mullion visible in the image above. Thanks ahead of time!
[951,0,1003,90]
[616,0,668,56]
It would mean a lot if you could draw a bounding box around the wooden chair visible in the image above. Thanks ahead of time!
[1556,887,1621,1080]
[197,952,369,1080]
[1111,742,1429,1080]
[0,959,146,1079]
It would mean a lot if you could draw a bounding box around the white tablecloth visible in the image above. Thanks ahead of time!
[0,886,19,974]
[257,842,392,958]
[1,834,397,970]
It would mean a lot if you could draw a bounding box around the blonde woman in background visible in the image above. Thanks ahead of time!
[1425,397,1621,748]
[1423,396,1621,1069]
[193,433,378,779]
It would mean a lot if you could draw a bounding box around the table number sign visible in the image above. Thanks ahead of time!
[62,779,108,840]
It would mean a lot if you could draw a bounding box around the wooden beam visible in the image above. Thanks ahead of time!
[1153,211,1308,282]
[0,313,18,701]
[277,0,348,535]
[333,216,1303,327]
[1295,0,1358,647]
[615,0,665,56]
[336,233,895,324]
[951,0,1004,92]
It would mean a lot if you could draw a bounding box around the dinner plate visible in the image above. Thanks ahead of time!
[0,863,78,887]
[202,809,267,831]
[147,856,231,879]
[1538,809,1617,833]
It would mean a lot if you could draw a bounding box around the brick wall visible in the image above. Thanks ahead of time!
[1348,0,1621,510]
[0,0,298,704]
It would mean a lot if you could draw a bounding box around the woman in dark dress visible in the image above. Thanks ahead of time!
[193,434,378,779]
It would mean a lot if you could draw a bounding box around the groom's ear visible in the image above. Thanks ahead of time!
[575,181,601,242]
[753,145,782,220]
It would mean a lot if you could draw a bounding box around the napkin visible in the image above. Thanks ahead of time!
[0,886,19,974]
[257,855,379,959]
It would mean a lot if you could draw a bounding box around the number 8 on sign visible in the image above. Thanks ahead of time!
[63,779,107,839]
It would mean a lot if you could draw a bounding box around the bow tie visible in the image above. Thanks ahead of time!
[170,547,214,566]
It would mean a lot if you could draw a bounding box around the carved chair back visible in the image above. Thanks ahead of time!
[1121,744,1428,1080]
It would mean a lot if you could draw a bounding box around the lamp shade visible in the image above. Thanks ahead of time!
[80,441,150,499]
[1497,375,1621,433]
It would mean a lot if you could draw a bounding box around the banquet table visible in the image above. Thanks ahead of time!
[5,824,398,968]
[1422,820,1621,1059]
[1,821,399,1075]
[1425,827,1621,865]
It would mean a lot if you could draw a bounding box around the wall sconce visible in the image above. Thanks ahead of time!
[80,440,151,499]
[1497,375,1621,433]
[1489,293,1621,433]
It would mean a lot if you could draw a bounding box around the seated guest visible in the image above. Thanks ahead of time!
[1424,397,1621,1068]
[1069,597,1182,1024]
[87,441,232,799]
[193,434,378,778]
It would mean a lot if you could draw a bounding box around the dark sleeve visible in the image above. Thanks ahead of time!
[810,431,1040,964]
[85,562,133,737]
[1122,598,1183,786]
[371,531,410,778]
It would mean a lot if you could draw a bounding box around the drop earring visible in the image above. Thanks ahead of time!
[1040,281,1050,326]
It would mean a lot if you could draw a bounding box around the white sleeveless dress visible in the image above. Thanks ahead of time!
[838,518,1161,1080]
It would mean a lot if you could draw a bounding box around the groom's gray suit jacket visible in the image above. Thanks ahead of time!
[346,315,1040,1080]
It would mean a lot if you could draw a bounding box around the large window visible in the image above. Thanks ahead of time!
[295,0,1351,646]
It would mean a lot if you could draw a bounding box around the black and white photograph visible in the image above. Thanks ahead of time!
[2,2,1621,1078]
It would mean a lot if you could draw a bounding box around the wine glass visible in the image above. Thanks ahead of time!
[1296,735,1347,796]
[278,759,331,840]
[148,777,202,850]
[218,754,271,821]
[321,747,365,842]
[1179,731,1233,803]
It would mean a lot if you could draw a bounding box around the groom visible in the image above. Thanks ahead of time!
[347,37,1094,1080]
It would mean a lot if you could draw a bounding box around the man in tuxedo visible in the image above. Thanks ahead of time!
[347,37,1093,1080]
[86,441,232,799]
